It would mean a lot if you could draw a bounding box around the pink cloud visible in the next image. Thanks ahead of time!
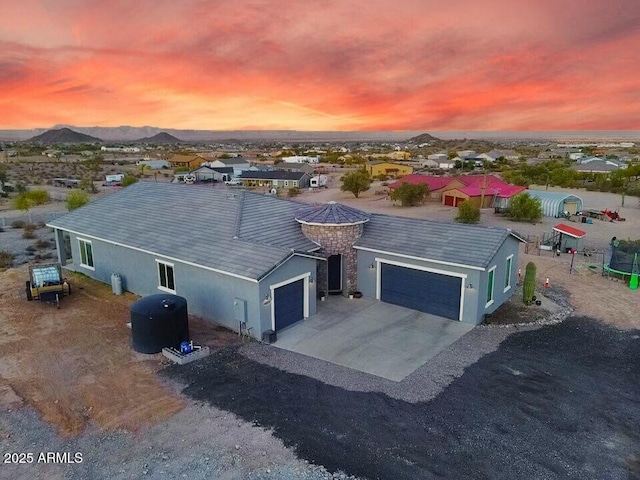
[0,0,638,130]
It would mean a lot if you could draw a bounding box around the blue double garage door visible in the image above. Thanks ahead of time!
[380,263,462,321]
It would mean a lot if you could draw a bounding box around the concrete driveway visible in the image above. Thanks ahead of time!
[273,296,474,381]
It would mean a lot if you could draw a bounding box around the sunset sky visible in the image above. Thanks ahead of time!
[1,0,639,131]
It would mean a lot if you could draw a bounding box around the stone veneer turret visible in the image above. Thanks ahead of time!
[295,202,370,295]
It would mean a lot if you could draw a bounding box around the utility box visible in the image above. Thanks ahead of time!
[233,298,247,323]
[262,330,277,344]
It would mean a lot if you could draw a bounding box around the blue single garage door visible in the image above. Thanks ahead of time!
[380,263,461,320]
[274,279,305,331]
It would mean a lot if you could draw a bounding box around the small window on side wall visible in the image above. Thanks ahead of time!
[504,255,513,292]
[486,266,495,307]
[78,239,94,269]
[157,260,175,292]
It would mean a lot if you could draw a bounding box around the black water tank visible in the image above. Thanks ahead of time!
[130,294,189,354]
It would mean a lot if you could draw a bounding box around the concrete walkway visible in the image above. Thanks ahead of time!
[273,296,474,381]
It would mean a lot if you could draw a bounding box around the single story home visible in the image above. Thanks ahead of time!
[206,157,252,176]
[237,170,311,189]
[136,160,170,169]
[390,174,525,208]
[439,160,457,170]
[572,159,626,173]
[441,184,526,208]
[280,155,320,164]
[188,165,233,182]
[427,153,449,162]
[168,154,206,169]
[273,162,316,174]
[390,175,462,201]
[526,190,583,217]
[48,182,523,341]
[478,150,520,162]
[418,159,439,169]
[366,161,413,178]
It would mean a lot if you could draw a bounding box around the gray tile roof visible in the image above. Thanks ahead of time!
[238,171,307,181]
[216,157,250,165]
[355,214,513,269]
[295,202,370,225]
[48,183,516,278]
[236,194,319,251]
[47,182,315,280]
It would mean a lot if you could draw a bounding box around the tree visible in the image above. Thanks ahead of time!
[507,192,543,222]
[121,175,139,187]
[340,170,371,198]
[612,164,640,207]
[391,183,429,206]
[66,190,90,211]
[13,192,36,223]
[138,163,150,176]
[83,154,103,180]
[455,201,481,224]
[0,164,7,190]
[79,176,97,193]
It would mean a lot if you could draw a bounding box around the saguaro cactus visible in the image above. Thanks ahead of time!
[523,262,537,304]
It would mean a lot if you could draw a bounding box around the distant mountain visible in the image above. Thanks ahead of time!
[408,132,441,143]
[133,132,182,144]
[27,127,102,144]
[11,125,420,142]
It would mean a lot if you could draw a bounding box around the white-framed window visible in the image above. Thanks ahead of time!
[156,260,176,293]
[284,180,289,187]
[78,238,94,270]
[504,255,514,292]
[486,266,496,307]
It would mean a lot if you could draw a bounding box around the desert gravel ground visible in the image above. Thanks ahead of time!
[1,181,639,479]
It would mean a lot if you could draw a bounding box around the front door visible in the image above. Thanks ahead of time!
[327,254,342,294]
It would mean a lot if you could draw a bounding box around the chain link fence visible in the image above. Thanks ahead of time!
[0,211,65,228]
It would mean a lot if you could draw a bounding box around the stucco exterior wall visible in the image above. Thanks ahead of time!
[479,235,521,317]
[60,229,318,339]
[62,230,264,337]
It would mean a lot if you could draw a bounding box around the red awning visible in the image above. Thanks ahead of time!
[553,223,586,239]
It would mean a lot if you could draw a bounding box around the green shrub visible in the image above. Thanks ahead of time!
[66,190,90,211]
[35,239,51,249]
[455,201,481,224]
[121,175,139,187]
[523,262,537,304]
[11,220,26,229]
[25,189,50,205]
[390,183,429,206]
[0,251,12,269]
[507,192,543,223]
[287,187,301,197]
[340,170,372,198]
[13,189,50,211]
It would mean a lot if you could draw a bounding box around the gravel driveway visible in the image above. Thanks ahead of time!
[164,316,640,480]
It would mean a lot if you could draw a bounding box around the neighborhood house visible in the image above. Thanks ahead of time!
[47,182,523,342]
[366,161,413,178]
